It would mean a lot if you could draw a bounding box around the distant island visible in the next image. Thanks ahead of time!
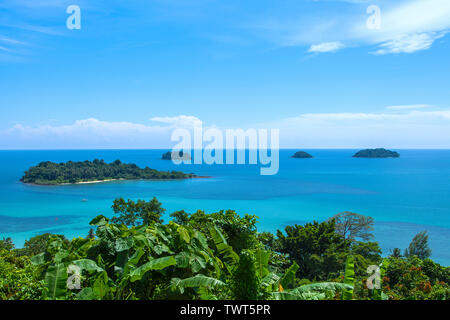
[162,151,191,161]
[353,148,400,158]
[21,159,195,185]
[291,151,313,158]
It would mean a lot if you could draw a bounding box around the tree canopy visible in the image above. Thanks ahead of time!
[330,211,375,242]
[21,159,194,185]
[405,231,432,260]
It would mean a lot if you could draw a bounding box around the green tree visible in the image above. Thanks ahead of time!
[0,249,44,299]
[231,250,259,300]
[330,211,374,241]
[404,231,432,260]
[16,233,68,257]
[111,197,165,226]
[276,220,350,280]
[390,248,402,258]
[170,210,190,225]
[0,237,14,250]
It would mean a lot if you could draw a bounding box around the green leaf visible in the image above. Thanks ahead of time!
[45,263,68,300]
[208,226,239,269]
[175,252,190,268]
[30,252,46,265]
[54,250,69,263]
[280,262,299,289]
[342,255,355,300]
[76,287,95,300]
[90,215,109,226]
[294,282,352,294]
[92,273,109,299]
[171,275,225,292]
[177,226,191,243]
[189,254,206,273]
[72,259,104,273]
[261,272,280,291]
[115,237,132,252]
[129,256,176,282]
[254,249,270,279]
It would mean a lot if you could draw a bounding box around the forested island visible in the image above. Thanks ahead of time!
[20,159,195,185]
[1,199,448,300]
[291,151,313,158]
[162,151,191,161]
[353,148,400,158]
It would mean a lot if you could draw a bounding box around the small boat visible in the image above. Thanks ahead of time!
[81,198,88,202]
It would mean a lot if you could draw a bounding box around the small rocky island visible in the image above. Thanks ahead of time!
[353,148,400,158]
[21,159,196,185]
[162,151,191,161]
[291,151,313,158]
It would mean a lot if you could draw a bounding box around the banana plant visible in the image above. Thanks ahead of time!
[342,255,355,300]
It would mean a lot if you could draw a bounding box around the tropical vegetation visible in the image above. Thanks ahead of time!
[21,159,194,185]
[291,151,313,158]
[1,198,448,300]
[353,148,400,158]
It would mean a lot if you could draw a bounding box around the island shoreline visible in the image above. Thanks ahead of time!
[22,175,213,186]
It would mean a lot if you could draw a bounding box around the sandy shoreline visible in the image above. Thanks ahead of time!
[24,175,212,186]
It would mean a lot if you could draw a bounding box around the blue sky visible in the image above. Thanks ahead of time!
[1,0,450,149]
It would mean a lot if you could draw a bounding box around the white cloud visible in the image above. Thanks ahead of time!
[386,104,433,110]
[372,32,446,55]
[150,115,203,127]
[1,116,202,149]
[4,110,450,149]
[308,41,345,53]
[256,0,450,55]
[354,0,450,54]
[259,109,450,148]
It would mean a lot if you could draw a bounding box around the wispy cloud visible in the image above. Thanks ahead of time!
[259,109,450,148]
[1,116,203,149]
[308,41,346,53]
[386,104,433,110]
[252,0,450,55]
[4,109,450,149]
[150,115,203,127]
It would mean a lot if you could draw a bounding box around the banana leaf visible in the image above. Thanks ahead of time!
[45,263,68,299]
[342,255,355,300]
[280,262,299,289]
[129,255,176,282]
[254,249,270,279]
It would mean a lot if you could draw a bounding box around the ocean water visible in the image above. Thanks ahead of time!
[0,149,449,265]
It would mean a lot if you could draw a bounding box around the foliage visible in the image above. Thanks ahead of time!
[390,248,402,258]
[0,249,44,300]
[231,250,260,300]
[111,197,165,226]
[170,210,190,226]
[383,256,449,300]
[342,255,355,300]
[21,159,193,185]
[275,220,350,280]
[291,151,313,158]
[330,212,374,241]
[2,198,448,301]
[404,231,432,260]
[15,233,68,257]
[352,148,400,158]
[0,237,14,250]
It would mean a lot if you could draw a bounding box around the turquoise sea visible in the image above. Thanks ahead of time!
[1,149,449,265]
